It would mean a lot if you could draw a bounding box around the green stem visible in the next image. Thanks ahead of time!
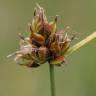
[49,64,56,96]
[65,32,96,57]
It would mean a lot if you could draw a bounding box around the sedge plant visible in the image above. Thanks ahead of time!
[7,4,96,96]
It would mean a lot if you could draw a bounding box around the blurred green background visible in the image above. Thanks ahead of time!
[0,0,96,96]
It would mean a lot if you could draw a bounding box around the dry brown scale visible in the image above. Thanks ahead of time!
[8,4,74,68]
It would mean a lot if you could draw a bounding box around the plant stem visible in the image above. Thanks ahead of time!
[49,64,56,96]
[65,32,96,57]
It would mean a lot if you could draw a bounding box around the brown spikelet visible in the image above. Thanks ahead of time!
[8,4,74,67]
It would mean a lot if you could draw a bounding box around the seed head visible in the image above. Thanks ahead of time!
[8,4,75,68]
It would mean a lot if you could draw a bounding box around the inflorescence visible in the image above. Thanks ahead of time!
[7,4,77,67]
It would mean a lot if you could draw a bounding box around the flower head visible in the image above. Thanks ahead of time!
[7,4,96,68]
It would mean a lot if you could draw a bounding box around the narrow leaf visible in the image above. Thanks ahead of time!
[65,32,96,57]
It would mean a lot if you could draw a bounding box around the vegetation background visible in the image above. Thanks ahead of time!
[0,0,96,96]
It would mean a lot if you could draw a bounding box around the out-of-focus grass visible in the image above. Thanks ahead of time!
[0,0,96,96]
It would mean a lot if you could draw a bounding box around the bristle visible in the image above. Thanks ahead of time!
[54,15,59,22]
